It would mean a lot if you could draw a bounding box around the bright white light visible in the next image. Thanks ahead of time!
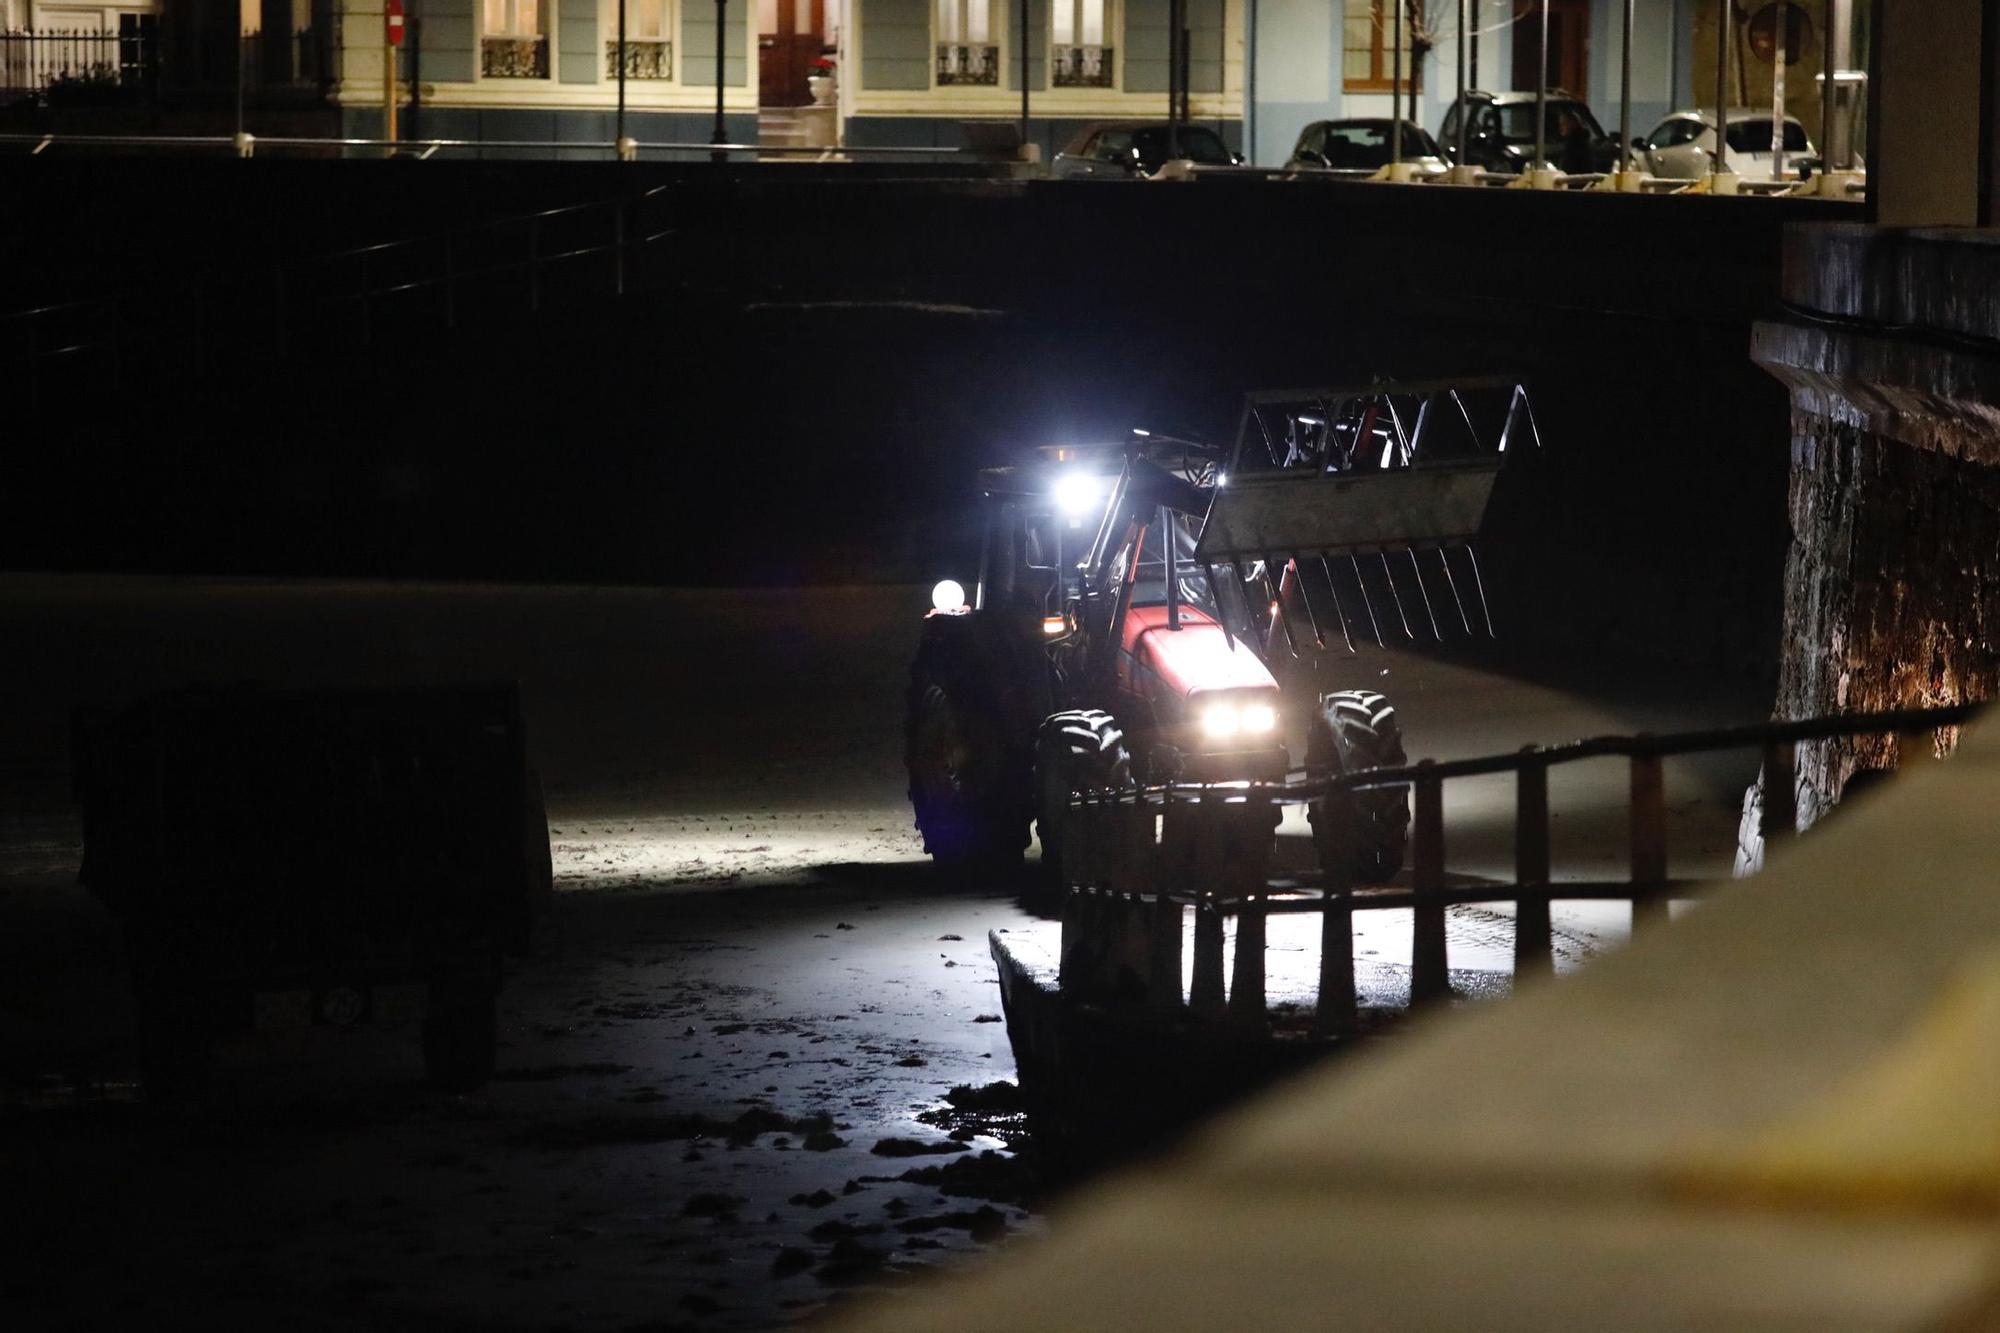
[931,579,967,612]
[1240,703,1278,734]
[1215,471,1229,487]
[1131,428,1151,437]
[1200,705,1240,739]
[1054,472,1107,518]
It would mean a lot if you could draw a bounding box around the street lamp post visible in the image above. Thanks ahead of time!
[711,0,728,162]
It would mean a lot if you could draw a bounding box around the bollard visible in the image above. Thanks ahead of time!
[1410,763,1449,1005]
[1512,747,1554,983]
[1629,749,1668,932]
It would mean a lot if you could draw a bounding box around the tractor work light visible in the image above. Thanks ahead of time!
[1199,700,1278,740]
[1054,471,1107,518]
[931,580,967,613]
[1041,615,1068,637]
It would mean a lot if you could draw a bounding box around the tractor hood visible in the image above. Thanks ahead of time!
[1121,605,1278,700]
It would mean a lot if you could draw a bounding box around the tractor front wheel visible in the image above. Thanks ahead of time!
[1034,710,1133,885]
[1305,689,1411,885]
[906,646,1029,868]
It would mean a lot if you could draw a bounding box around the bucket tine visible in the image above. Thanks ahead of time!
[1291,551,1328,650]
[1348,553,1384,647]
[1465,545,1497,636]
[1436,546,1473,635]
[1405,547,1442,640]
[1263,553,1300,658]
[1377,551,1415,639]
[1318,556,1356,654]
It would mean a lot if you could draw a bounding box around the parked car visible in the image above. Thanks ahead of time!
[1639,109,1819,179]
[1436,89,1624,174]
[1285,118,1449,174]
[1051,122,1242,179]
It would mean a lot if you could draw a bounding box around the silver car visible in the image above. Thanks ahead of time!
[1641,108,1818,179]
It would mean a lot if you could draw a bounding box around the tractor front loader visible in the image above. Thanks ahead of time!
[905,379,1535,887]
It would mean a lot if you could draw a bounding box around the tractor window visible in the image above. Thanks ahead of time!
[1015,504,1092,614]
[1120,511,1215,612]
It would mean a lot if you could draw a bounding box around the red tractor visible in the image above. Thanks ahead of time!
[904,382,1526,886]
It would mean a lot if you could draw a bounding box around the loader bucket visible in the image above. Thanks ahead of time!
[1194,379,1538,652]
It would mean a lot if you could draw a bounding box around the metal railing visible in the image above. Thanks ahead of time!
[0,131,970,159]
[1052,43,1113,88]
[605,38,670,79]
[936,42,998,86]
[481,35,549,79]
[1054,702,1981,1035]
[0,27,153,93]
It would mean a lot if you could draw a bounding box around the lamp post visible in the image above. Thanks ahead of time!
[1390,0,1402,172]
[1018,0,1029,156]
[616,0,629,158]
[1709,0,1731,187]
[711,0,727,162]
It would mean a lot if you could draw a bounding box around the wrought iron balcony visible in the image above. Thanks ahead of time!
[605,39,670,79]
[481,36,548,79]
[935,42,998,86]
[1052,43,1113,88]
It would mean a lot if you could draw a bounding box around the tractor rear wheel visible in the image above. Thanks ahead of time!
[906,644,1030,867]
[1035,710,1133,884]
[1306,689,1410,885]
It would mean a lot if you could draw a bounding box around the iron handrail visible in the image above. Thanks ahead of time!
[1073,700,1982,807]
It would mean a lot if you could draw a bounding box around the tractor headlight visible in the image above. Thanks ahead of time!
[1198,701,1278,741]
[931,579,967,613]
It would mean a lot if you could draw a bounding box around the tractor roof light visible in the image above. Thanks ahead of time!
[1054,471,1108,519]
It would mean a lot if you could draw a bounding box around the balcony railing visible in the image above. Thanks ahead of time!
[481,36,548,79]
[0,27,154,95]
[605,39,670,79]
[935,42,998,86]
[1052,43,1112,88]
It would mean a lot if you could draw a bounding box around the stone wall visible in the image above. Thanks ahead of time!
[1744,224,2000,856]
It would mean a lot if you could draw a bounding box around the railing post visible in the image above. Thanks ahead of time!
[1629,746,1668,932]
[1190,901,1226,1017]
[1314,793,1357,1035]
[1760,737,1796,849]
[1226,794,1274,1027]
[1148,894,1183,1012]
[1410,761,1450,1006]
[1512,746,1554,984]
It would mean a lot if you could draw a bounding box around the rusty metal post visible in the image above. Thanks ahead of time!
[1513,746,1554,983]
[1629,749,1668,932]
[1410,762,1449,1006]
[1760,737,1797,848]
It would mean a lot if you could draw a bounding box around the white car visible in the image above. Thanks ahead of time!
[1640,108,1818,180]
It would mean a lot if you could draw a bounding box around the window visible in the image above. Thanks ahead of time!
[1725,118,1811,153]
[936,0,997,85]
[608,0,673,78]
[482,0,547,77]
[1052,0,1111,87]
[1493,99,1600,145]
[1651,117,1704,148]
[1343,0,1419,94]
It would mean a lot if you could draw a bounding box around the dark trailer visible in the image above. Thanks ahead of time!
[74,683,552,1097]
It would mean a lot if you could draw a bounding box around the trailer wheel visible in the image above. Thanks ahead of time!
[1306,689,1410,885]
[1035,710,1132,884]
[424,966,498,1092]
[906,643,1029,867]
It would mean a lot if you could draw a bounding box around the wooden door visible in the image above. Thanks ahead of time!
[1511,0,1589,98]
[758,0,825,107]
